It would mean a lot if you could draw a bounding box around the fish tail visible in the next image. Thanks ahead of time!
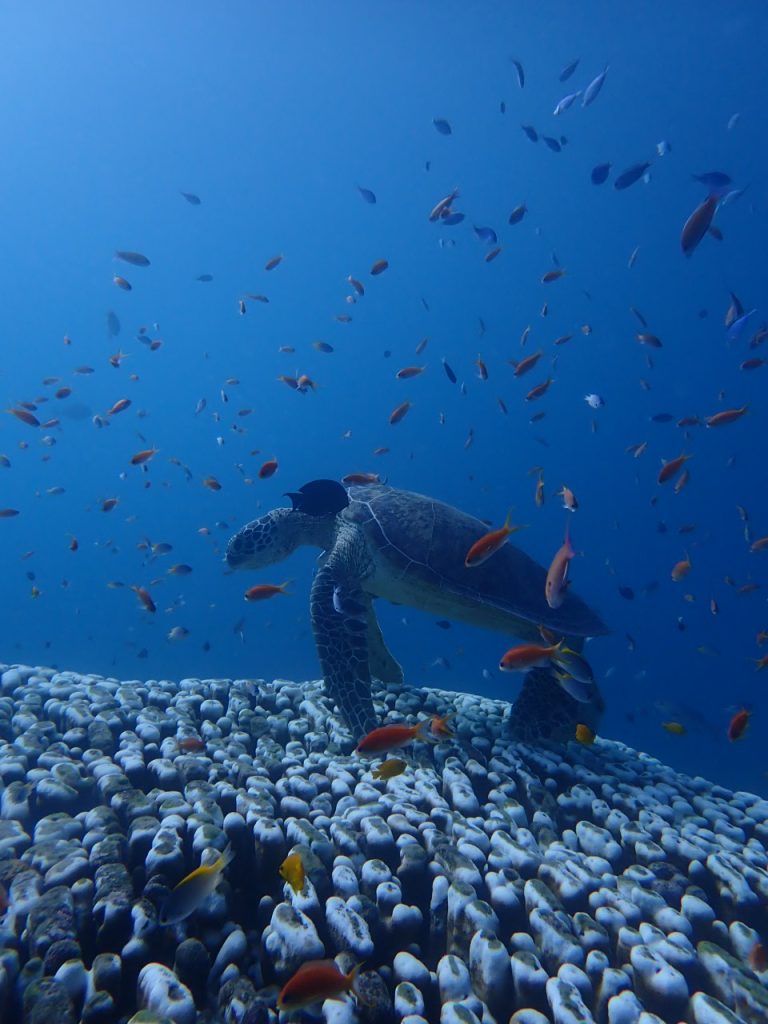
[346,960,367,998]
[279,579,293,593]
[415,719,439,744]
[219,842,235,870]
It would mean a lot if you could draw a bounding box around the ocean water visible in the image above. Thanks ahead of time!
[1,3,766,794]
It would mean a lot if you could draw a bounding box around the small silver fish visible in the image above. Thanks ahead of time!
[160,844,234,925]
[582,66,609,107]
[584,393,605,409]
[553,91,581,116]
[553,670,594,703]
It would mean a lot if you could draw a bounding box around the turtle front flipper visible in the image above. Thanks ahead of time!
[310,561,378,738]
[364,596,404,686]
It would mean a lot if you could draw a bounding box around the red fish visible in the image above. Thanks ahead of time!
[259,459,278,479]
[278,960,361,1012]
[658,453,691,485]
[727,708,750,742]
[499,642,562,672]
[132,586,156,613]
[464,512,524,567]
[370,258,389,276]
[244,581,290,602]
[389,400,412,425]
[705,406,748,428]
[356,720,433,755]
[545,522,574,609]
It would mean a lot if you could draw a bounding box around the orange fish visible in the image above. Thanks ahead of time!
[575,723,595,745]
[113,275,132,290]
[341,473,381,485]
[132,586,156,613]
[526,378,553,401]
[203,476,222,491]
[395,366,425,380]
[372,757,408,780]
[130,448,158,466]
[277,960,361,1012]
[430,713,454,738]
[706,406,748,428]
[464,512,524,567]
[674,469,690,494]
[541,268,566,283]
[671,555,691,582]
[748,942,767,973]
[108,398,131,416]
[475,356,489,380]
[178,737,205,752]
[389,400,411,425]
[727,708,751,742]
[511,351,543,377]
[535,476,545,508]
[8,407,40,427]
[370,258,389,276]
[244,581,290,602]
[545,521,574,609]
[557,485,578,512]
[658,453,691,485]
[356,720,433,755]
[259,459,279,479]
[499,642,562,672]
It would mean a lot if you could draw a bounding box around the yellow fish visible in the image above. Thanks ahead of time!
[279,852,306,894]
[372,758,408,780]
[574,723,595,745]
[160,844,233,925]
[661,721,686,735]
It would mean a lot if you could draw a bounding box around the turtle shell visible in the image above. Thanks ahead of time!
[343,483,607,638]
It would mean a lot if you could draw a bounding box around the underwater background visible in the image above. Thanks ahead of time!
[1,2,766,794]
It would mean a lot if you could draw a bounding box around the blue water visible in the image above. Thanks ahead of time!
[1,3,766,793]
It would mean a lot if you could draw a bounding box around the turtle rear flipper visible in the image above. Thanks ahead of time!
[364,596,404,686]
[310,558,378,738]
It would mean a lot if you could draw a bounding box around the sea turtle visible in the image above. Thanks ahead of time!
[226,480,608,740]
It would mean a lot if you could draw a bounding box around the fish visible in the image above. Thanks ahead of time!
[167,626,189,642]
[658,453,691,484]
[535,476,545,507]
[432,117,452,135]
[8,407,40,427]
[748,942,767,973]
[464,512,525,568]
[131,586,156,613]
[661,721,686,735]
[178,737,205,752]
[265,254,283,271]
[574,723,595,744]
[618,586,634,600]
[557,485,578,512]
[521,124,538,142]
[0,508,19,518]
[196,274,213,282]
[591,162,611,185]
[474,226,498,245]
[370,258,389,276]
[180,191,201,204]
[542,136,562,152]
[727,708,750,742]
[244,581,290,601]
[499,642,562,672]
[545,521,574,609]
[259,459,279,479]
[559,58,580,82]
[107,398,131,416]
[636,333,663,348]
[508,203,527,225]
[705,406,748,427]
[750,537,768,553]
[202,476,222,491]
[372,757,408,780]
[429,188,460,221]
[115,250,150,267]
[680,195,718,257]
[357,186,377,204]
[389,400,411,425]
[541,269,566,284]
[511,59,525,88]
[511,351,543,377]
[692,171,731,189]
[525,378,553,401]
[551,647,594,684]
[671,555,692,582]
[160,844,234,925]
[279,852,306,894]
[113,275,132,291]
[582,66,609,107]
[614,162,651,190]
[396,366,425,380]
[277,960,361,1012]
[106,311,121,336]
[356,719,433,754]
[485,246,502,263]
[584,394,604,409]
[754,655,768,671]
[553,91,581,116]
[727,309,756,343]
[130,448,158,466]
[552,671,594,702]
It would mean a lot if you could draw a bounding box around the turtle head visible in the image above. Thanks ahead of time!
[226,481,349,570]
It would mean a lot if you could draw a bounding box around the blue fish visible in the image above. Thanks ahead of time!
[473,225,498,245]
[614,162,651,190]
[582,66,609,107]
[433,118,452,136]
[591,162,611,185]
[442,212,465,226]
[521,124,538,143]
[357,186,377,204]
[727,309,756,344]
[511,59,525,88]
[542,136,562,152]
[692,171,731,189]
[559,58,580,82]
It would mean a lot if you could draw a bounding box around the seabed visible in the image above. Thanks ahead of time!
[0,662,767,1024]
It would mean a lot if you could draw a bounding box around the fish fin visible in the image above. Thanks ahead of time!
[279,579,293,593]
[219,842,235,871]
